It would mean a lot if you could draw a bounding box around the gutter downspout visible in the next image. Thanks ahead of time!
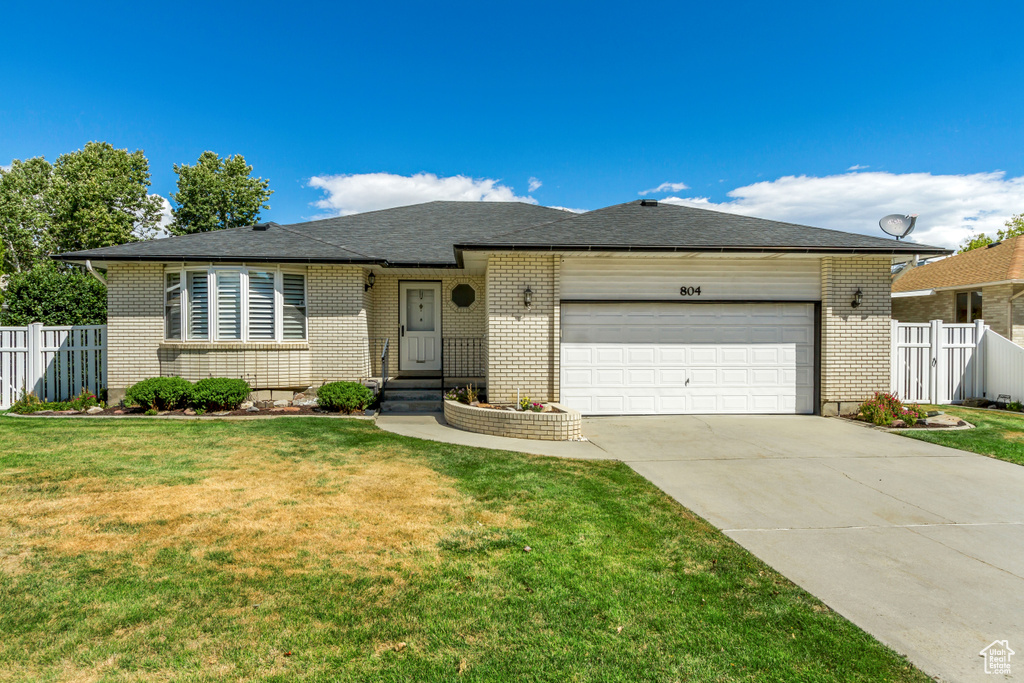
[85,260,107,286]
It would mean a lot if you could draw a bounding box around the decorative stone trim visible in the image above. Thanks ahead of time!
[159,342,310,351]
[443,400,582,441]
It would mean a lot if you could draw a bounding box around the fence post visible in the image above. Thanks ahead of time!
[890,319,899,396]
[975,319,987,398]
[25,322,44,398]
[929,319,942,404]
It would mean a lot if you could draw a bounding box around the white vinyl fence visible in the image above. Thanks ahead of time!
[892,318,1024,404]
[0,323,106,409]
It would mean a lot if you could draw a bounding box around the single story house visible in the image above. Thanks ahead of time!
[892,235,1024,343]
[57,200,948,416]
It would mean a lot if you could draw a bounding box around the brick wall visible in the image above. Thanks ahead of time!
[820,257,892,414]
[444,400,581,441]
[891,291,953,324]
[106,263,164,400]
[307,265,370,382]
[486,254,559,403]
[158,343,311,388]
[1013,285,1024,343]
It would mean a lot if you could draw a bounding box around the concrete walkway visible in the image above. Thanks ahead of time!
[376,411,1023,680]
[375,413,611,459]
[584,415,1024,683]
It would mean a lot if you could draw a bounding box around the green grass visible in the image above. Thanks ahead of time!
[0,417,927,682]
[898,405,1024,466]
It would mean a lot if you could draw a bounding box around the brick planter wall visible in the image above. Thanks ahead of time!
[443,400,581,441]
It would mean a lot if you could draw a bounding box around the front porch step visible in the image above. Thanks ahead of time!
[384,388,444,402]
[386,377,442,390]
[380,399,442,413]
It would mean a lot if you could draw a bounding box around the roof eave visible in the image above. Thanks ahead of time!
[53,253,388,266]
[453,243,952,257]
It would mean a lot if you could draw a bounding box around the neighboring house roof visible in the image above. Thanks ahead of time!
[56,199,949,267]
[892,235,1024,293]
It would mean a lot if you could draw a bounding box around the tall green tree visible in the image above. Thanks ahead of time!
[0,262,106,326]
[169,152,273,235]
[958,213,1024,253]
[0,157,55,273]
[47,142,164,253]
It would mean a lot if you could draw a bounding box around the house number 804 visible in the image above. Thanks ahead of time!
[680,286,702,296]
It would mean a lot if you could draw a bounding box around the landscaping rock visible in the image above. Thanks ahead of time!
[926,410,942,417]
[86,406,104,414]
[273,399,291,407]
[963,397,990,408]
[270,406,301,412]
[925,414,963,427]
[293,399,318,407]
[891,419,907,428]
[247,405,260,412]
[183,409,196,416]
[240,401,253,410]
[113,409,124,415]
[211,411,230,416]
[292,393,305,401]
[54,410,79,415]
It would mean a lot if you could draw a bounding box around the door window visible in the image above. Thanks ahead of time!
[406,288,435,331]
[955,291,983,322]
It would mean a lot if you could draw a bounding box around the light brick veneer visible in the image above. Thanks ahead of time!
[307,265,371,383]
[891,291,953,324]
[158,343,311,388]
[444,400,581,440]
[820,257,892,415]
[486,254,559,404]
[106,263,164,401]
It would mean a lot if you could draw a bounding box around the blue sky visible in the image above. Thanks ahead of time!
[2,0,1023,247]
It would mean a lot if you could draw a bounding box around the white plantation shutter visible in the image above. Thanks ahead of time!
[188,271,209,340]
[217,271,242,340]
[282,273,306,340]
[165,272,181,339]
[248,271,276,340]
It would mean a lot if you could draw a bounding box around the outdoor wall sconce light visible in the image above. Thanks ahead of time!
[524,286,533,309]
[364,271,375,292]
[851,288,863,308]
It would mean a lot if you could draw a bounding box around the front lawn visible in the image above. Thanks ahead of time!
[0,418,926,682]
[898,405,1024,466]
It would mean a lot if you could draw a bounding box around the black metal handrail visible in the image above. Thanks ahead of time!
[442,337,485,380]
[380,338,389,390]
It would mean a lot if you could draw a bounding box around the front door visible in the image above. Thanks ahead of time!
[399,281,442,371]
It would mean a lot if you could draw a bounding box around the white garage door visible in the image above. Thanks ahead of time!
[560,302,815,415]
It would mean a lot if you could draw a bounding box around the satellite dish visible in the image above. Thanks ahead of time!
[879,214,918,240]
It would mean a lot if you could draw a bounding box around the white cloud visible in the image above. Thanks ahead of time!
[658,171,1024,249]
[848,164,869,171]
[139,194,173,239]
[547,205,587,214]
[640,181,690,195]
[528,176,542,192]
[308,172,537,216]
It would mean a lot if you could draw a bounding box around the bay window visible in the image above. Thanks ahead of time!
[164,267,307,342]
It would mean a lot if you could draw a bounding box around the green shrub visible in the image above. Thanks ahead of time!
[444,384,478,405]
[124,377,193,410]
[9,387,101,414]
[190,378,251,411]
[0,263,107,326]
[317,381,374,413]
[858,392,926,426]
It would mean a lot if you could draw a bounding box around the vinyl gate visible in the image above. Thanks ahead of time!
[0,323,106,409]
[891,319,985,404]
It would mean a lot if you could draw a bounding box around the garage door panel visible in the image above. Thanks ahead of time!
[561,302,815,415]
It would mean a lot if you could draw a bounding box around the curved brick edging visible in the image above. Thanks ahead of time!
[443,400,582,441]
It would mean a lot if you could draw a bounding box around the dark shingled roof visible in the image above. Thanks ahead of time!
[455,201,950,256]
[56,199,949,266]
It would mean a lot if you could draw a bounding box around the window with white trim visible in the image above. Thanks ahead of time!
[165,267,307,342]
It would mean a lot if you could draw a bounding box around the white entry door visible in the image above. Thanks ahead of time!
[400,282,442,371]
[560,302,815,415]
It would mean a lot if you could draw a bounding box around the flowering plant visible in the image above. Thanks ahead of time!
[858,392,925,426]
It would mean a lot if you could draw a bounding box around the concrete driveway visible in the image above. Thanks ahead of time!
[584,415,1024,683]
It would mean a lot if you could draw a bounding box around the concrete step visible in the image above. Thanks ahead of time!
[380,400,443,413]
[384,389,444,402]
[386,377,442,390]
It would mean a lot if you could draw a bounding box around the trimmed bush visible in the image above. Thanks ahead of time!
[317,381,374,413]
[858,392,926,426]
[125,377,193,410]
[190,378,251,411]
